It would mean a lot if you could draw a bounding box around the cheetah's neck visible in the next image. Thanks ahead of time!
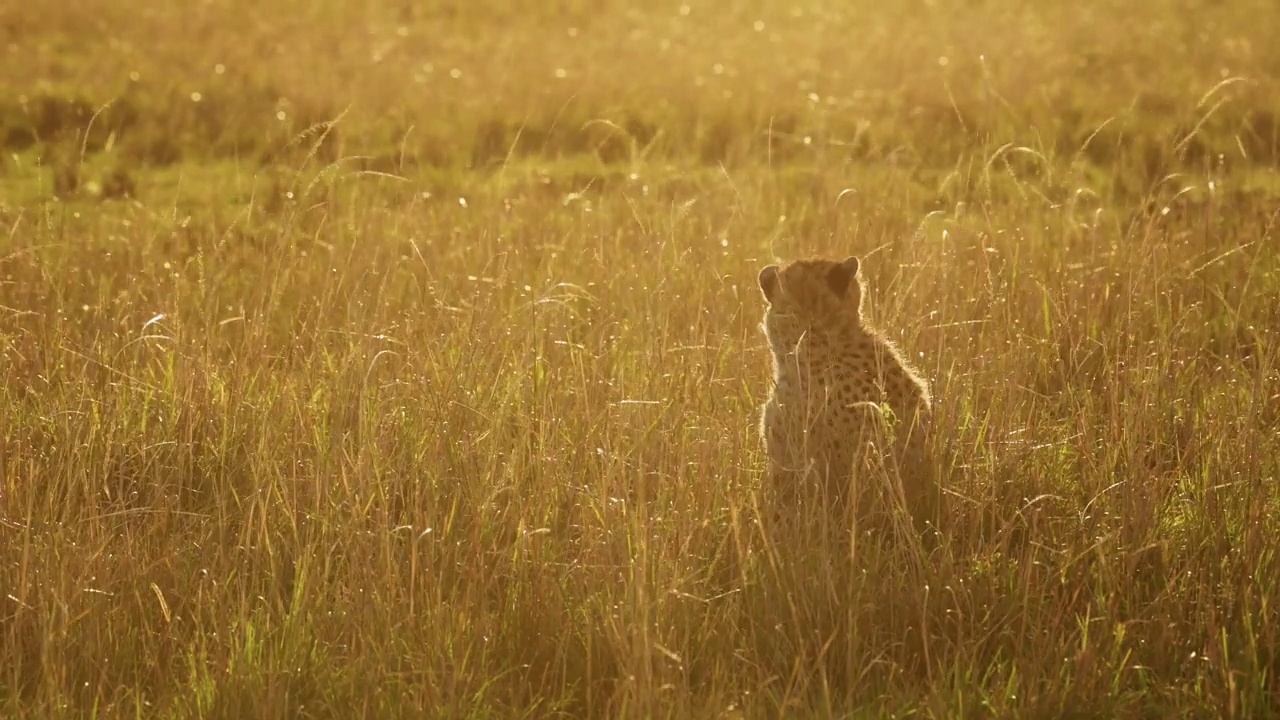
[770,325,877,380]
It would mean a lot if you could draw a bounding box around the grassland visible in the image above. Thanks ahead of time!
[3,0,1280,717]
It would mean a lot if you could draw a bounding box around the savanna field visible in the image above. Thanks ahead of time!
[3,0,1280,717]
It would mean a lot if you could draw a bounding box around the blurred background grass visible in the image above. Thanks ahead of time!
[2,0,1280,717]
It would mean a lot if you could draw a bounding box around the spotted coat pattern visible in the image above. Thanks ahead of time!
[758,256,934,526]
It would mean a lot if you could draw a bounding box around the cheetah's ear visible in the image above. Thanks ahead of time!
[826,256,860,297]
[758,265,781,302]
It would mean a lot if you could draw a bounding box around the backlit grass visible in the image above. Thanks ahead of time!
[3,0,1280,717]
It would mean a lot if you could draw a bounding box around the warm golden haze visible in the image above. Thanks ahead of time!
[2,0,1280,716]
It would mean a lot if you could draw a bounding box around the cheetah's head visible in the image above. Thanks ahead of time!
[758,256,866,347]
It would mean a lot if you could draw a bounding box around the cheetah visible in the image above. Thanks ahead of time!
[758,255,935,532]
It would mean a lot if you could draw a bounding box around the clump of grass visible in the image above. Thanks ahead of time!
[3,0,1280,717]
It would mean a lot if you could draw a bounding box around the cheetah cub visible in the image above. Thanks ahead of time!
[758,255,934,528]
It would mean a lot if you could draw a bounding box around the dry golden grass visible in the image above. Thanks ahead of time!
[3,0,1280,717]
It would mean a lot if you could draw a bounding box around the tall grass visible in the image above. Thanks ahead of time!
[3,0,1280,716]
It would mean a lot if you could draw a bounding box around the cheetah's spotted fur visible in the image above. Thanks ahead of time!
[758,255,934,528]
